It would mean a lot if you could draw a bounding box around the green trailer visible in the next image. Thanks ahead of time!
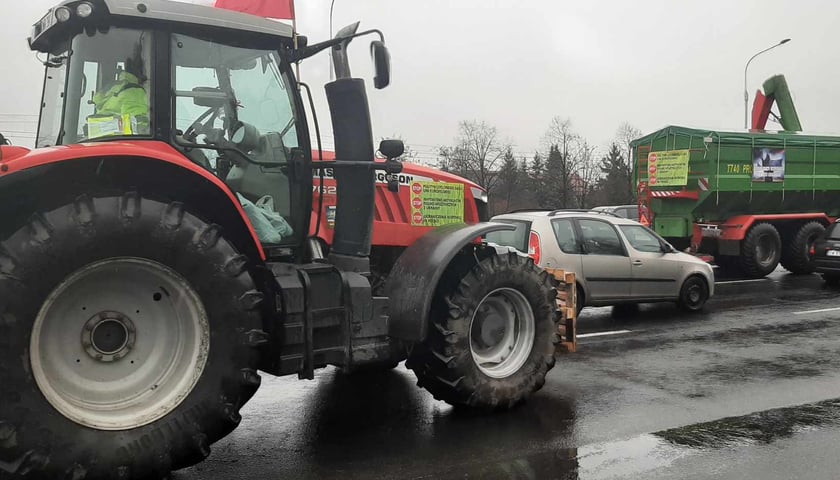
[631,125,840,277]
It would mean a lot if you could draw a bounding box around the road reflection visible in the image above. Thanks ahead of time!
[301,367,580,479]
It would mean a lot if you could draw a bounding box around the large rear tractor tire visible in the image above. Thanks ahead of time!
[0,193,264,479]
[780,222,825,274]
[739,222,782,278]
[406,249,559,410]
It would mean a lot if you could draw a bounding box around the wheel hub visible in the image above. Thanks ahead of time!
[469,288,536,379]
[82,312,136,362]
[30,257,210,431]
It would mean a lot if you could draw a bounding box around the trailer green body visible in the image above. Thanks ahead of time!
[632,126,840,272]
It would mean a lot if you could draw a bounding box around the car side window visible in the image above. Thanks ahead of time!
[578,219,625,256]
[828,223,840,240]
[551,219,581,254]
[619,225,663,253]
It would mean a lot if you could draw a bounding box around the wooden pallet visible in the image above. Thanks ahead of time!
[545,268,577,353]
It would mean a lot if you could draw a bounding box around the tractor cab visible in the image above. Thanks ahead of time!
[29,0,360,249]
[0,2,569,479]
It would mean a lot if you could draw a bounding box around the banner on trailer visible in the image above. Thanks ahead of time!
[646,150,690,187]
[752,148,785,183]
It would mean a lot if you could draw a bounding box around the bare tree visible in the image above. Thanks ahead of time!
[541,117,585,209]
[615,122,643,201]
[573,141,601,208]
[438,120,511,194]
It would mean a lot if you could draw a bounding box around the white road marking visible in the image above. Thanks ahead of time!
[715,279,769,284]
[577,329,633,339]
[793,307,840,316]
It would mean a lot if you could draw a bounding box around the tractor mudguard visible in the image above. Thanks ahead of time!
[385,221,515,342]
[0,141,265,259]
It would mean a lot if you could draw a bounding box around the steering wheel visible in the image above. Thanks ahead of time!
[183,106,221,143]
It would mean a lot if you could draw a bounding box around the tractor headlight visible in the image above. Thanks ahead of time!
[76,2,94,18]
[55,6,72,22]
[470,186,488,203]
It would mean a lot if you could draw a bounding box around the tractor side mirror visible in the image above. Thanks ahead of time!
[370,41,391,89]
[379,139,404,159]
[379,139,404,193]
[191,87,227,108]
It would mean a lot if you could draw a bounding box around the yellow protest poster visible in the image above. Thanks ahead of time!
[409,182,464,226]
[647,150,690,187]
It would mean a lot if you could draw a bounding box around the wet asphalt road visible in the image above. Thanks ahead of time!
[177,269,840,480]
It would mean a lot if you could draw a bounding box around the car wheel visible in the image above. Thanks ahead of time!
[824,274,840,287]
[677,275,709,312]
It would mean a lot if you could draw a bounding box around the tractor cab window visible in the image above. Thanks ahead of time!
[38,28,152,147]
[172,33,300,244]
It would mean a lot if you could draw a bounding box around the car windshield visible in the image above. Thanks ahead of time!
[827,223,840,240]
[485,219,530,252]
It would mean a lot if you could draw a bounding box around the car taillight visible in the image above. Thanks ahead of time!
[528,231,541,264]
[810,245,816,256]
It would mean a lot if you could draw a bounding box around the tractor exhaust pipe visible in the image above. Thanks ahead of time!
[325,23,376,272]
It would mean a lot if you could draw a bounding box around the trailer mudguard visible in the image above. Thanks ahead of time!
[386,222,515,342]
[0,141,265,259]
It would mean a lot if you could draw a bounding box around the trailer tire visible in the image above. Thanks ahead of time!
[781,222,825,274]
[0,193,264,480]
[406,249,559,410]
[739,222,782,278]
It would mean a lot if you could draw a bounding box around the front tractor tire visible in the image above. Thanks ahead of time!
[0,193,264,479]
[407,249,559,410]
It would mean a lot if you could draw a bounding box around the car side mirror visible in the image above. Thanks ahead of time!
[370,40,391,89]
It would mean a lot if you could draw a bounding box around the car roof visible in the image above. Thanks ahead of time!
[491,210,640,225]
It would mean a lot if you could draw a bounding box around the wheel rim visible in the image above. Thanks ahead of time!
[755,234,777,267]
[30,257,210,431]
[469,288,536,379]
[685,280,705,308]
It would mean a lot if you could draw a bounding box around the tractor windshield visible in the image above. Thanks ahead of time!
[171,33,299,162]
[172,33,301,244]
[37,28,152,147]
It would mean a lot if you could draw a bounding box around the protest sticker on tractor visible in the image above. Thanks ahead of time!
[410,181,465,227]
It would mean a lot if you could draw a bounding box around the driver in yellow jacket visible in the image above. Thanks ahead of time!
[88,44,150,138]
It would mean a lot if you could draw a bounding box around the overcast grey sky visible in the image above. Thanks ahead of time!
[3,0,840,164]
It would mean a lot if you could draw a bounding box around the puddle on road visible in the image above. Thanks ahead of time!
[575,435,687,480]
[656,397,840,448]
[568,397,840,479]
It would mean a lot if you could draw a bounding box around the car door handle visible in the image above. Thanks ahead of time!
[632,260,643,266]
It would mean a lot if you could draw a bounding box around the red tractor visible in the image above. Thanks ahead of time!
[0,1,566,478]
[311,151,490,292]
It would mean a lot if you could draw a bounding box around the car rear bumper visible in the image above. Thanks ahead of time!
[815,258,840,274]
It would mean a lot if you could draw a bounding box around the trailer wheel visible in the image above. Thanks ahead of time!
[739,222,782,278]
[407,249,559,410]
[780,222,825,274]
[0,193,264,479]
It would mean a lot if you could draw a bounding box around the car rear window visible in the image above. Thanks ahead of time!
[551,219,581,253]
[828,223,840,240]
[485,220,530,252]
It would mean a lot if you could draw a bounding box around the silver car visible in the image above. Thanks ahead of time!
[486,209,714,312]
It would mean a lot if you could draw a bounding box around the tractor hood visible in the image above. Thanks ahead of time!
[312,150,484,192]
